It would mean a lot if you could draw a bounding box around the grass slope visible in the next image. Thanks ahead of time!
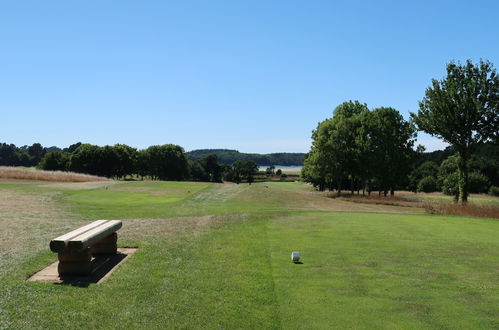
[1,180,498,329]
[268,212,499,329]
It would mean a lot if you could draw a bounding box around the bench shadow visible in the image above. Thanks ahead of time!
[57,253,128,288]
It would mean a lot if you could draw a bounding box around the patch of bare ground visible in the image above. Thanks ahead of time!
[0,189,86,275]
[336,194,423,208]
[0,166,109,182]
[311,194,423,213]
[272,185,424,214]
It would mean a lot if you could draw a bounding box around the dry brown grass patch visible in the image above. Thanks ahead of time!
[423,200,499,219]
[0,166,109,182]
[0,189,85,275]
[335,194,423,208]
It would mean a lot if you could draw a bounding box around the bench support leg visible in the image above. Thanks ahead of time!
[91,233,118,255]
[57,248,92,276]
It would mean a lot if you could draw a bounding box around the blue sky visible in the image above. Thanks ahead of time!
[1,1,498,153]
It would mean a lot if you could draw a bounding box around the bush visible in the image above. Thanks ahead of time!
[468,172,490,194]
[441,172,459,197]
[409,161,439,192]
[417,176,438,193]
[38,151,70,171]
[441,171,490,195]
[489,186,499,197]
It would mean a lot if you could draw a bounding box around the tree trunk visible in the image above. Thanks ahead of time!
[337,178,342,197]
[457,150,469,203]
[390,188,394,196]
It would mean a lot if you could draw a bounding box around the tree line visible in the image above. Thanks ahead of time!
[187,149,305,166]
[0,141,260,184]
[302,59,499,201]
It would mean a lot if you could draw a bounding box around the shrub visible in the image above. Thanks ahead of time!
[441,172,459,197]
[441,171,490,195]
[38,151,70,171]
[409,161,439,192]
[489,186,499,197]
[468,172,490,194]
[417,176,438,193]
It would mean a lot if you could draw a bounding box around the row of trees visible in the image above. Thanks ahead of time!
[303,60,499,203]
[408,143,499,197]
[0,142,59,167]
[38,143,259,183]
[302,101,416,196]
[187,149,304,166]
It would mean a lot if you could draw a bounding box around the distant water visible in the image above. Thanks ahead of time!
[258,165,303,171]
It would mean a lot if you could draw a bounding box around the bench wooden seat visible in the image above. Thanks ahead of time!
[50,220,123,276]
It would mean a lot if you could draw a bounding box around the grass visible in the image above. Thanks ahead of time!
[0,166,109,182]
[0,180,498,328]
[337,191,499,218]
[268,212,499,329]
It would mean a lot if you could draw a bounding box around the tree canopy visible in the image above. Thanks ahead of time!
[411,59,499,202]
[302,101,416,196]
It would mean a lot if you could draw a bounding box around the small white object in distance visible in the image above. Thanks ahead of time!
[291,251,301,262]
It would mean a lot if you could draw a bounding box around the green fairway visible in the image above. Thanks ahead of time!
[0,180,498,329]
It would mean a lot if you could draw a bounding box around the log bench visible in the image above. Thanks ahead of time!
[50,220,123,276]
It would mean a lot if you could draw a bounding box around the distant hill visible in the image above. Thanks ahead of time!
[186,149,305,166]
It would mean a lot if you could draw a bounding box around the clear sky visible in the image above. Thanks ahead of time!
[1,0,498,153]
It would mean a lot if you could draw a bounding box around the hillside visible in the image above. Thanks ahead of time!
[186,149,305,166]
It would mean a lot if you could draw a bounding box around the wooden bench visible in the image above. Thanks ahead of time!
[50,220,123,276]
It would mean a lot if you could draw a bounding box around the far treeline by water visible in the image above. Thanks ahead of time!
[0,142,300,184]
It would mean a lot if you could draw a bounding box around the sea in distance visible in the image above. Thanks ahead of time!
[258,165,303,174]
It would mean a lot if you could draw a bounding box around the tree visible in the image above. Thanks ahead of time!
[363,107,416,196]
[27,143,46,166]
[201,154,222,182]
[140,145,189,181]
[227,160,258,184]
[302,101,369,195]
[412,59,499,203]
[408,161,439,192]
[69,144,103,176]
[64,142,82,153]
[38,151,70,171]
[0,143,20,166]
[190,160,209,181]
[112,144,138,179]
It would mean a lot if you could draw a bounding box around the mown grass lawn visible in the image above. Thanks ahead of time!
[0,181,498,329]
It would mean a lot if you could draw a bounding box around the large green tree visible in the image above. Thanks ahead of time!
[412,59,499,202]
[302,101,370,195]
[366,107,416,196]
